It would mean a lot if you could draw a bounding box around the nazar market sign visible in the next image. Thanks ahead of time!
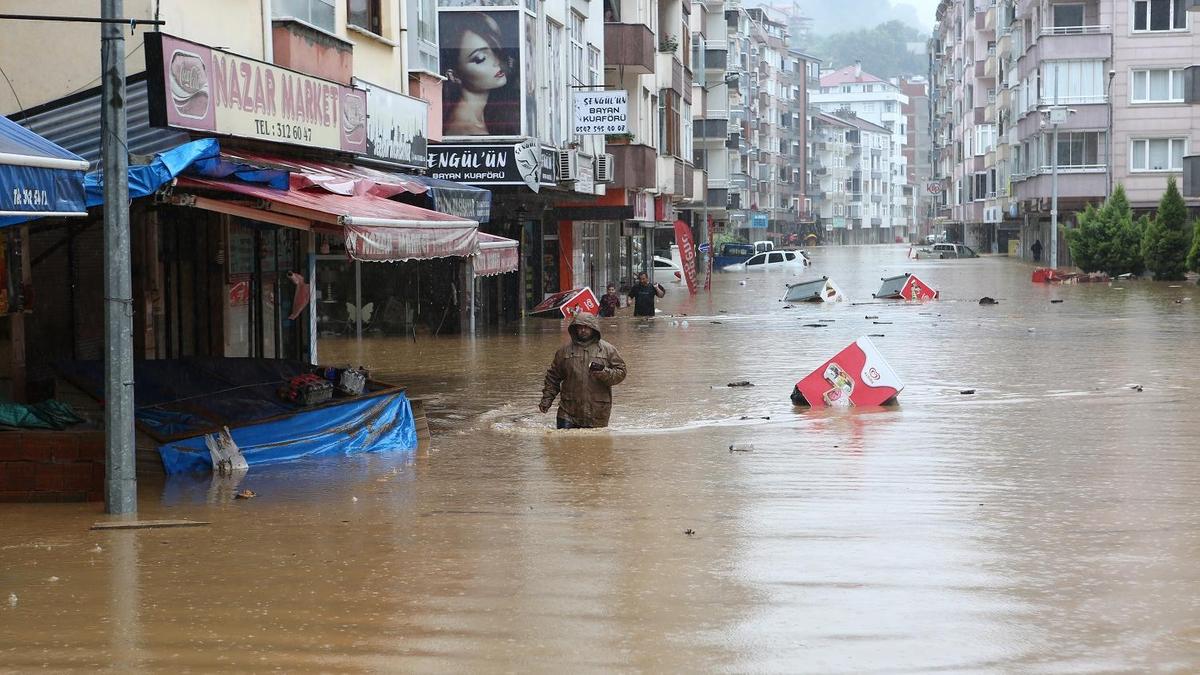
[145,32,367,154]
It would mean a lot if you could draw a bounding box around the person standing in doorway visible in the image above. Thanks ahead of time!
[1031,238,1043,263]
[627,272,665,317]
[598,284,621,317]
[539,312,627,429]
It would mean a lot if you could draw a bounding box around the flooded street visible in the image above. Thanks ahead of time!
[4,245,1200,672]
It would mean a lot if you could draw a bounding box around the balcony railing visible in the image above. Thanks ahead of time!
[1040,25,1110,36]
[1036,164,1106,174]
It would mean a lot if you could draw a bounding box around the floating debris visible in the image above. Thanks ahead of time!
[960,389,976,395]
[802,323,827,328]
[864,315,879,319]
[1051,299,1064,304]
[727,381,754,388]
[1130,384,1144,392]
[868,333,886,337]
[729,444,755,453]
[978,297,998,305]
[234,490,257,500]
[683,529,696,536]
[873,321,893,325]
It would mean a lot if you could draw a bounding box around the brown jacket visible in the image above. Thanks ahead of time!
[540,312,627,427]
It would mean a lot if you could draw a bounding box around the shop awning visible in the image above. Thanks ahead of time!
[0,114,89,222]
[475,233,519,277]
[174,175,480,261]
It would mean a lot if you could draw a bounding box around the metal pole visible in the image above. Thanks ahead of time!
[1050,120,1059,270]
[102,0,136,515]
[1105,70,1114,200]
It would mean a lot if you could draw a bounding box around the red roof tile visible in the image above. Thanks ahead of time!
[820,65,886,87]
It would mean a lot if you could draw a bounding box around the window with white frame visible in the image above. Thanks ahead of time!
[569,12,585,87]
[974,124,996,155]
[1130,138,1187,171]
[1133,0,1187,31]
[1041,60,1104,104]
[274,0,335,33]
[1043,131,1105,168]
[1131,69,1185,103]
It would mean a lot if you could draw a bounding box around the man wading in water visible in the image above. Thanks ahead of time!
[539,312,627,429]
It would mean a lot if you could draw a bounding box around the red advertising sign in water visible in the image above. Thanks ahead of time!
[902,275,939,301]
[673,219,698,294]
[530,287,600,318]
[790,337,904,408]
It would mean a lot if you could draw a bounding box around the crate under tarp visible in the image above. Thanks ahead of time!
[55,358,418,474]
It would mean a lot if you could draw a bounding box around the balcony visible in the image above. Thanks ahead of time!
[605,143,657,190]
[1036,25,1111,61]
[705,187,728,208]
[694,119,730,142]
[605,23,655,75]
[1013,166,1107,202]
[703,48,728,72]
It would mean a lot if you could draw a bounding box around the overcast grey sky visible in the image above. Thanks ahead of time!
[784,0,943,33]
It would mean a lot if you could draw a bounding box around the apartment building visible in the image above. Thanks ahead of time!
[718,5,811,243]
[600,0,701,283]
[901,77,934,240]
[811,63,912,242]
[809,111,898,244]
[932,0,1199,260]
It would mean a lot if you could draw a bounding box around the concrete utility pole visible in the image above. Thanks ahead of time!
[101,0,136,514]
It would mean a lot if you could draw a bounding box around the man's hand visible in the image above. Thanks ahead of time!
[538,402,550,414]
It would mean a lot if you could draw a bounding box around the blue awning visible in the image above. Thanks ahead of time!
[0,114,89,220]
[1,137,288,229]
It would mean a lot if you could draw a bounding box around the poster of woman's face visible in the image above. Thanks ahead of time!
[523,13,537,140]
[439,10,521,137]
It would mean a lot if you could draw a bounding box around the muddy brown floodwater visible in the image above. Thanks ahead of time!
[4,245,1200,672]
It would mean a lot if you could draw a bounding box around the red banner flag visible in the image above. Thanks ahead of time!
[673,219,698,294]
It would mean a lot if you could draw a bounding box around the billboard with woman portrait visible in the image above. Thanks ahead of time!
[438,10,522,137]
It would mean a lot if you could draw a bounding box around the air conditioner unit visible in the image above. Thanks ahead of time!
[595,153,614,183]
[556,149,579,182]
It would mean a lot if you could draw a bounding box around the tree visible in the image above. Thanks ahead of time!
[1188,217,1200,272]
[1141,177,1191,281]
[806,21,927,80]
[1065,185,1144,276]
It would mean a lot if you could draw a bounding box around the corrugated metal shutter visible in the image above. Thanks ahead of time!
[15,79,189,169]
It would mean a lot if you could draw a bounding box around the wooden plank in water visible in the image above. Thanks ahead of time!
[90,519,211,531]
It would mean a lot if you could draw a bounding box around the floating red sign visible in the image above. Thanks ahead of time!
[790,337,904,408]
[530,287,600,318]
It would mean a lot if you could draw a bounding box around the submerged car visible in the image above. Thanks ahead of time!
[722,250,809,272]
[914,242,978,259]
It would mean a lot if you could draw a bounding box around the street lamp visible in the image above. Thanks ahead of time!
[1045,105,1074,270]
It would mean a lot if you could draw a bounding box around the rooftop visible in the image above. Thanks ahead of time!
[820,65,889,87]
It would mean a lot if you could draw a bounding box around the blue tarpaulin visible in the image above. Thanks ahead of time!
[157,390,417,474]
[0,114,89,224]
[55,357,418,474]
